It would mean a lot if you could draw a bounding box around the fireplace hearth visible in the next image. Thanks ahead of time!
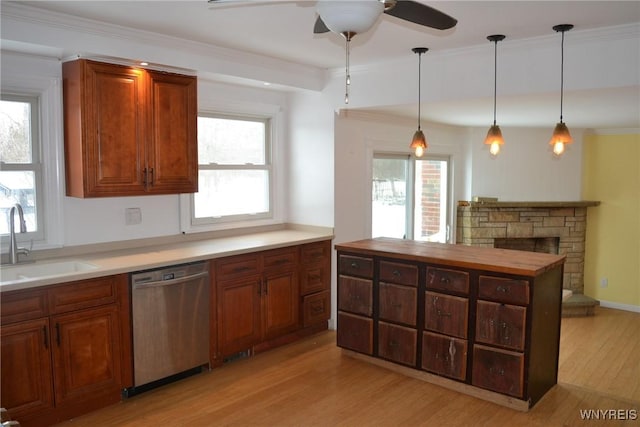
[456,201,599,295]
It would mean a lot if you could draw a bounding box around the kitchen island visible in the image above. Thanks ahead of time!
[335,237,565,411]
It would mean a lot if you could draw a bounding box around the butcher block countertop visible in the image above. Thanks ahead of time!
[335,237,565,277]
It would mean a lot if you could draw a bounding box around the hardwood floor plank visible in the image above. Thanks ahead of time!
[55,308,639,426]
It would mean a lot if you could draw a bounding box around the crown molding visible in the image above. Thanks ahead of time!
[1,2,327,91]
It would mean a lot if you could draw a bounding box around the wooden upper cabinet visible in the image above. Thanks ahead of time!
[63,59,198,197]
[147,71,198,193]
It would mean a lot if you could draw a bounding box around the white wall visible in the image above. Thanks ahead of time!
[286,91,335,228]
[468,126,584,201]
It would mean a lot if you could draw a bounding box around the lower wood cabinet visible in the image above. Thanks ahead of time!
[0,275,131,427]
[336,238,565,411]
[215,240,331,361]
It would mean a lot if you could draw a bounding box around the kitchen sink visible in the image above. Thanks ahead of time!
[0,260,99,283]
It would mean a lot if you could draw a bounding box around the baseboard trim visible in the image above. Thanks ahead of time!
[598,300,640,313]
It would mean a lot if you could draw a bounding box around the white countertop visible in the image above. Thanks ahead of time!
[0,229,333,292]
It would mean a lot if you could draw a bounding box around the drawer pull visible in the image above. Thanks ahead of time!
[349,294,361,301]
[350,262,359,269]
[233,266,252,273]
[436,309,452,318]
[490,366,506,376]
[496,285,509,293]
[311,305,324,314]
[440,276,451,284]
[310,274,321,281]
[392,303,403,309]
[393,270,402,277]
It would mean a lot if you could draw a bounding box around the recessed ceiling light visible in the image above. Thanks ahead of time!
[140,61,149,66]
[263,82,271,86]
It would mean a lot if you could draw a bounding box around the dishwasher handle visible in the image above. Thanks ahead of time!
[133,271,209,289]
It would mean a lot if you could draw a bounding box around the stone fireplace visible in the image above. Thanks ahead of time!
[456,201,599,295]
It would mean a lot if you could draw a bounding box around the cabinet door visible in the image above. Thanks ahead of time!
[147,71,198,194]
[51,305,122,406]
[217,277,262,357]
[262,271,299,340]
[337,312,373,355]
[0,318,54,419]
[66,60,147,197]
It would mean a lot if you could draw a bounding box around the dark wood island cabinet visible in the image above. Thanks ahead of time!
[335,237,565,411]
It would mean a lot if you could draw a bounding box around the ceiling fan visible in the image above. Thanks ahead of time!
[208,1,457,103]
[208,0,457,36]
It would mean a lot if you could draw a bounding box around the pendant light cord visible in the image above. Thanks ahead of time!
[559,29,565,123]
[417,51,422,131]
[492,39,498,126]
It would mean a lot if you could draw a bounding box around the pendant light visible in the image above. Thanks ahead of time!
[485,34,506,156]
[410,47,428,157]
[550,24,574,156]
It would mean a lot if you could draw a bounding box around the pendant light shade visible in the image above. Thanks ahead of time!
[550,24,573,156]
[484,34,505,157]
[316,1,383,35]
[410,47,428,157]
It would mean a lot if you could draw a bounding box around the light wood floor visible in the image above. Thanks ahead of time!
[58,307,639,426]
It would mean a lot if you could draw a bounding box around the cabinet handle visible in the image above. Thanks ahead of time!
[233,266,252,273]
[148,167,154,186]
[436,309,452,318]
[258,279,263,295]
[490,366,506,376]
[350,262,358,269]
[392,270,401,277]
[496,285,508,293]
[143,168,148,186]
[43,326,48,349]
[391,303,403,309]
[440,276,451,285]
[55,323,61,347]
[311,305,324,314]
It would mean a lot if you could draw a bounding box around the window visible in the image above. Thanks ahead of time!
[0,94,45,242]
[190,113,272,226]
[372,154,450,242]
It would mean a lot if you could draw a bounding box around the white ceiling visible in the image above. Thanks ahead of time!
[7,0,640,129]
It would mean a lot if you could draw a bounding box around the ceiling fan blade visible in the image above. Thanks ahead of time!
[313,16,330,34]
[384,0,457,30]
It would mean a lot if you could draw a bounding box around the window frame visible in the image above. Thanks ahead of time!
[1,77,64,250]
[180,106,283,233]
[371,152,451,242]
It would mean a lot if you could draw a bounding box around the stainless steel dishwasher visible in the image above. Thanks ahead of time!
[128,261,210,394]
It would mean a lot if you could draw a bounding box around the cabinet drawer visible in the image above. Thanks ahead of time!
[301,240,330,264]
[426,267,469,295]
[1,288,48,324]
[476,300,526,351]
[216,254,260,279]
[422,331,468,381]
[424,292,469,339]
[338,255,373,279]
[379,283,417,326]
[337,311,373,355]
[379,260,418,287]
[50,276,118,314]
[378,321,417,367]
[300,264,330,296]
[472,344,524,398]
[479,276,529,306]
[263,248,297,270]
[302,291,330,327]
[338,276,373,316]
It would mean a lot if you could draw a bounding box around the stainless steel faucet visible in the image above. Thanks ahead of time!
[8,203,30,264]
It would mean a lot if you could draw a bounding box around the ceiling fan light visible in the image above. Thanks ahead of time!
[484,124,504,156]
[410,129,427,157]
[317,1,384,35]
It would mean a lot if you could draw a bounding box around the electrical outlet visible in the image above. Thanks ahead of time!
[600,277,608,288]
[125,207,142,225]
